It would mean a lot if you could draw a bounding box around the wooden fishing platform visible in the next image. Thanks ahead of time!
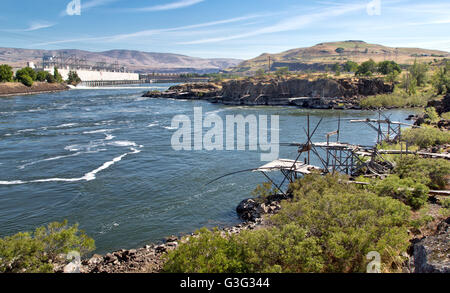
[207,112,449,196]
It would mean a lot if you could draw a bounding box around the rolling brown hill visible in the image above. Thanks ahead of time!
[232,41,449,73]
[0,48,242,73]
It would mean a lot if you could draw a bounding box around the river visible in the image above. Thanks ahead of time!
[0,84,419,254]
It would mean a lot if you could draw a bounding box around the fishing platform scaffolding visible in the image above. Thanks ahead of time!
[207,112,449,196]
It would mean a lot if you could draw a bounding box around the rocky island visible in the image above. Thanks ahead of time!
[143,77,394,109]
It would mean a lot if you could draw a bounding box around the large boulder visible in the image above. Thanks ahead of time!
[414,217,450,273]
[427,93,450,115]
[236,198,263,222]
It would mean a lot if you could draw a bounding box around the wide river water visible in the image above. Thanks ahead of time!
[0,84,419,254]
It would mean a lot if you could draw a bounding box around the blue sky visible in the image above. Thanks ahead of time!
[0,0,449,59]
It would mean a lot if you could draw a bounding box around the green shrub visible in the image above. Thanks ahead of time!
[164,174,411,273]
[378,61,401,75]
[356,59,377,76]
[67,71,81,85]
[431,61,449,94]
[0,64,14,82]
[424,107,440,124]
[370,175,429,210]
[441,198,450,209]
[359,88,433,109]
[0,220,95,273]
[394,156,450,190]
[402,126,450,148]
[54,68,63,83]
[36,71,50,82]
[163,224,323,273]
[15,67,37,81]
[441,112,450,120]
[18,74,33,87]
[46,73,56,83]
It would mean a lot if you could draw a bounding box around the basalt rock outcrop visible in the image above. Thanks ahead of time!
[427,93,450,115]
[143,78,394,109]
[236,193,291,222]
[413,217,450,273]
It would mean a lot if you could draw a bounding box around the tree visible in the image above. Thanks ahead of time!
[0,64,14,82]
[335,47,345,54]
[274,67,290,78]
[402,72,417,95]
[46,73,56,83]
[378,61,402,75]
[15,67,37,81]
[67,71,81,85]
[36,71,50,82]
[15,68,35,86]
[54,67,63,83]
[0,220,95,273]
[255,68,266,78]
[331,63,341,76]
[431,60,450,94]
[355,59,377,76]
[410,60,428,87]
[343,61,359,73]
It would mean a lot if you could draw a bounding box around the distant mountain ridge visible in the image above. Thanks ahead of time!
[0,48,242,73]
[231,41,450,73]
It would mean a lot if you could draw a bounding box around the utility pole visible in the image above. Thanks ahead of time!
[268,56,271,73]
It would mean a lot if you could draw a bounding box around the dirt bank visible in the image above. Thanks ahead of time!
[0,82,69,97]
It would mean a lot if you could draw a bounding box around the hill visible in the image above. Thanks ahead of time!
[0,48,242,74]
[231,41,449,73]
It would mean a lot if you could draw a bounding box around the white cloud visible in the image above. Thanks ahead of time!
[83,0,118,10]
[179,3,366,44]
[132,0,205,12]
[25,21,55,31]
[35,14,267,46]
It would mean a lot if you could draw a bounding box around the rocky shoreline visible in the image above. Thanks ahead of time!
[0,82,69,97]
[64,190,449,273]
[62,194,284,273]
[143,77,394,109]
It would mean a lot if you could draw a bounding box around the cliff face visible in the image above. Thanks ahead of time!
[143,77,394,109]
[219,78,393,104]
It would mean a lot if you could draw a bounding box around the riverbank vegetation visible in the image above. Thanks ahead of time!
[360,60,449,109]
[0,64,81,88]
[163,174,411,273]
[0,220,94,273]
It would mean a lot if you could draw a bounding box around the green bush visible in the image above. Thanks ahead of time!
[15,67,37,81]
[36,71,50,82]
[54,68,63,83]
[0,64,14,82]
[431,61,449,94]
[46,73,56,83]
[360,89,432,109]
[442,112,450,120]
[19,74,33,87]
[0,220,95,273]
[402,126,450,148]
[378,61,401,75]
[343,61,358,73]
[164,174,411,273]
[370,175,429,210]
[356,59,377,76]
[394,156,450,190]
[424,107,440,124]
[441,198,450,209]
[163,224,323,273]
[67,71,81,85]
